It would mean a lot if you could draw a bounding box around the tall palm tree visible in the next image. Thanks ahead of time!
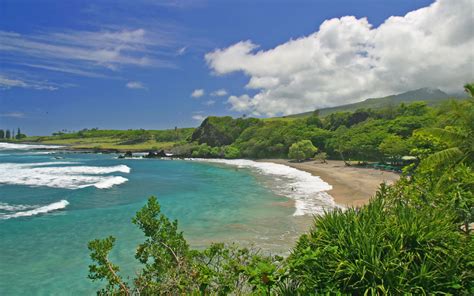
[464,82,474,98]
[420,83,474,170]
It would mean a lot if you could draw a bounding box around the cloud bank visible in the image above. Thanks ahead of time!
[205,0,474,116]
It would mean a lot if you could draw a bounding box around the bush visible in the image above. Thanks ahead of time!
[88,197,280,295]
[288,140,317,161]
[287,184,473,294]
[190,144,222,158]
[313,152,328,163]
[224,146,241,159]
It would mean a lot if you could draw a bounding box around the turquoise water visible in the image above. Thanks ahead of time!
[0,146,311,295]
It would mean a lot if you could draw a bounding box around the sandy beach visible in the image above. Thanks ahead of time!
[262,159,400,207]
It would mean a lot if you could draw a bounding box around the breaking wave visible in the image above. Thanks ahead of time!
[188,159,340,216]
[0,143,63,150]
[0,200,69,220]
[0,162,130,189]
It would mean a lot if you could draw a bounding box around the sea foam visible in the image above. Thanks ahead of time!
[0,162,130,189]
[188,159,340,216]
[0,143,63,150]
[0,200,69,220]
[0,202,38,211]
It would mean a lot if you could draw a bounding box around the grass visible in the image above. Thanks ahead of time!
[261,117,301,122]
[9,128,195,152]
[16,136,179,152]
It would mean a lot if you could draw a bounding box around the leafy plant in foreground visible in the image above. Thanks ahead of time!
[287,184,473,294]
[88,197,280,295]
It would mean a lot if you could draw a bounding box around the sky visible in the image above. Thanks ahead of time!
[0,0,473,135]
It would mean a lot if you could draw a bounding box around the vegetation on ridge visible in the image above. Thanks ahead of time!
[13,128,194,151]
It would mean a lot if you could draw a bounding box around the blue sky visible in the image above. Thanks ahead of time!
[1,0,472,135]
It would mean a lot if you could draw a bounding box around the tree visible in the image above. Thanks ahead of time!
[409,132,446,160]
[5,129,11,139]
[419,100,473,172]
[88,197,280,294]
[0,129,4,139]
[379,135,410,165]
[16,128,26,139]
[464,82,474,97]
[288,140,318,162]
[224,145,240,159]
[313,152,328,163]
[306,110,323,127]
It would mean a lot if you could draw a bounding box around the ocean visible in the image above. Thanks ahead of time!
[0,143,335,295]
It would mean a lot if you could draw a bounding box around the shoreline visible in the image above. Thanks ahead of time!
[261,159,400,207]
[1,142,400,208]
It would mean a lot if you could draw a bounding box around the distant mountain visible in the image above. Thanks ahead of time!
[286,88,467,118]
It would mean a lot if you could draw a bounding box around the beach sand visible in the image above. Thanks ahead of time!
[262,159,400,207]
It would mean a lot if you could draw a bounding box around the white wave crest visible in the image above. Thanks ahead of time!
[0,163,130,189]
[94,176,129,189]
[0,200,69,220]
[0,143,63,150]
[189,158,339,216]
[0,202,38,211]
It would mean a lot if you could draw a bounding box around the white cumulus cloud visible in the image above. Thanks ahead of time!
[126,81,146,89]
[205,0,474,116]
[191,88,205,98]
[192,114,205,121]
[210,89,228,96]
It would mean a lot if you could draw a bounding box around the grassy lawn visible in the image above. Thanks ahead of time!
[15,136,178,151]
[41,138,177,151]
[261,116,302,122]
[10,128,195,152]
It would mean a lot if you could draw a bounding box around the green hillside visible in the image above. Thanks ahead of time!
[286,88,467,118]
[15,128,195,151]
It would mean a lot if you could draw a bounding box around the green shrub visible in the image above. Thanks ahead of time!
[88,197,280,295]
[288,140,317,161]
[224,146,241,159]
[287,185,473,294]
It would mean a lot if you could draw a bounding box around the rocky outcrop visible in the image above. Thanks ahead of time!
[118,151,133,158]
[191,116,260,147]
[143,150,167,158]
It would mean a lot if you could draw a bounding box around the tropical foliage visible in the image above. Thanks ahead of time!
[88,160,473,294]
[186,99,464,164]
[288,140,318,162]
[88,85,473,293]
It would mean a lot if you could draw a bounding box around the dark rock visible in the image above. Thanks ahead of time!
[118,151,133,158]
[144,150,167,158]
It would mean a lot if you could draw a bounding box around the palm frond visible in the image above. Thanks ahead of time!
[420,147,464,169]
[418,128,465,146]
[464,82,474,98]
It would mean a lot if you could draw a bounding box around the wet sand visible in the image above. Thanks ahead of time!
[261,159,400,207]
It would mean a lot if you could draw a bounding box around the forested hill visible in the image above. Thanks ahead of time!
[286,87,467,118]
[183,99,469,162]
